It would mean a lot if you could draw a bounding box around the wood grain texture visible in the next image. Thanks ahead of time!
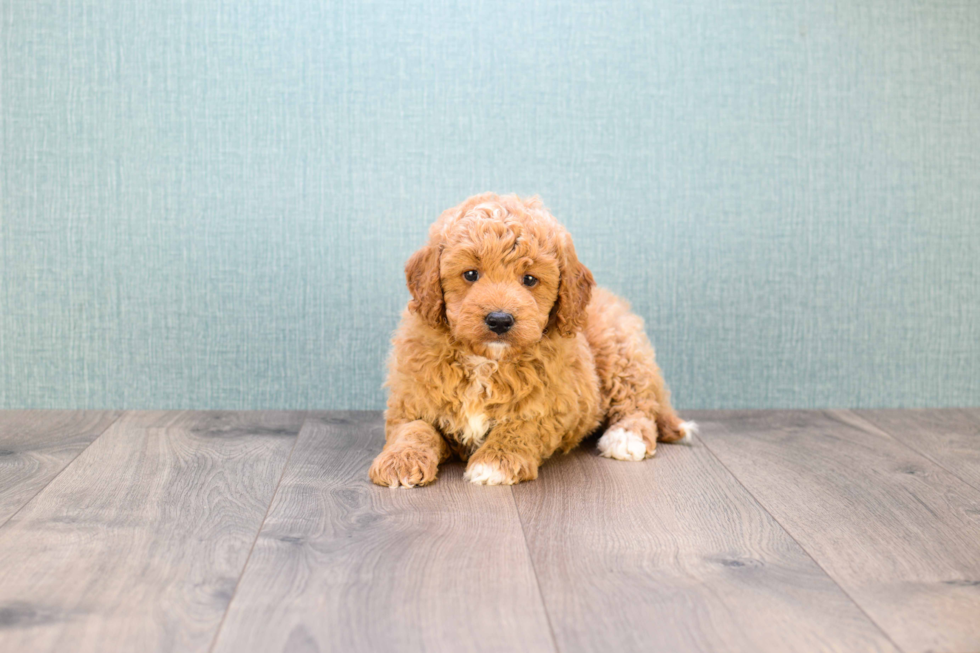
[693,409,980,653]
[512,435,898,653]
[855,408,980,491]
[211,412,556,653]
[0,410,121,525]
[0,410,304,653]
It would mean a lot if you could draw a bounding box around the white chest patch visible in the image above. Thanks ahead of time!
[460,412,490,447]
[455,354,498,449]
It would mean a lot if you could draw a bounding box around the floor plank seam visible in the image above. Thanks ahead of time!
[0,410,125,532]
[206,411,307,653]
[510,488,561,653]
[842,409,980,495]
[695,431,909,653]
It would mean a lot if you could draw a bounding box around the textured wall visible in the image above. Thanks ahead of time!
[2,0,978,409]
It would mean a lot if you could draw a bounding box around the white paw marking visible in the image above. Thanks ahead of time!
[464,461,512,485]
[679,421,699,443]
[597,427,649,461]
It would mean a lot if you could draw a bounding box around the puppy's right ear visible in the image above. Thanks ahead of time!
[405,244,446,329]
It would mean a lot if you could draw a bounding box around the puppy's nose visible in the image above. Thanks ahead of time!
[485,311,515,334]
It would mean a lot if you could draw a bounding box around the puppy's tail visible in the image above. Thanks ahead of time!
[657,413,698,444]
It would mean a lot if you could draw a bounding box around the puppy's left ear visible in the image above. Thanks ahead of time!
[405,243,446,329]
[548,234,595,337]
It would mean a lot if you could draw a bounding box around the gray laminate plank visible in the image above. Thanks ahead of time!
[512,433,898,653]
[855,408,980,492]
[693,409,980,653]
[0,410,305,653]
[211,412,556,653]
[0,410,121,525]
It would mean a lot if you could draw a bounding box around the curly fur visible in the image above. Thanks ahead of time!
[369,192,693,488]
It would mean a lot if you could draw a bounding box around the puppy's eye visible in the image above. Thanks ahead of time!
[463,270,479,282]
[523,274,539,287]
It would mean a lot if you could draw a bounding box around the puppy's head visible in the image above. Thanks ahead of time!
[405,193,594,356]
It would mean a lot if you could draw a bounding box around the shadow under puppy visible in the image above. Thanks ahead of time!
[370,192,696,487]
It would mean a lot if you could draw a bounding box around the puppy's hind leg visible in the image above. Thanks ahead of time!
[588,289,697,460]
[597,390,697,461]
[656,409,699,444]
[597,413,657,461]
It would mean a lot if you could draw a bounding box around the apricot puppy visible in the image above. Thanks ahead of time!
[369,193,696,487]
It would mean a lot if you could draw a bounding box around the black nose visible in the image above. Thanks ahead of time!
[485,311,515,334]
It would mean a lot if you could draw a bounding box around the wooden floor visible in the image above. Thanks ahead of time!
[1,410,978,653]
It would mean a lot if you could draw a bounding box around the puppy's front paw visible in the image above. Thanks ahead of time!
[463,461,512,485]
[369,446,440,488]
[464,450,538,486]
[597,427,651,461]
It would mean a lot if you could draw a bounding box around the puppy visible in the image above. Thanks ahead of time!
[369,193,696,487]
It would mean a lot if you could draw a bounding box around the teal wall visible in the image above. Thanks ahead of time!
[2,0,978,410]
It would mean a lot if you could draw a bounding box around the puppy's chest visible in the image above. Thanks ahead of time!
[439,355,503,451]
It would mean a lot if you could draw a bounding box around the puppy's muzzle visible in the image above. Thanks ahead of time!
[485,311,515,335]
